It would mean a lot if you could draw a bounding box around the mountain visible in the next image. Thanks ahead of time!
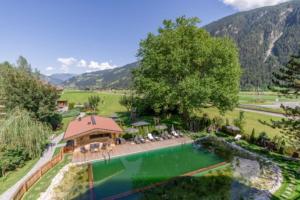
[63,62,138,89]
[63,1,300,90]
[41,73,76,85]
[205,0,300,90]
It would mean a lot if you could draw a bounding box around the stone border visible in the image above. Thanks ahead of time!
[197,136,283,194]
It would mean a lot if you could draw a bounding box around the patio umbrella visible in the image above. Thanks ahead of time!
[131,121,150,127]
[125,128,139,134]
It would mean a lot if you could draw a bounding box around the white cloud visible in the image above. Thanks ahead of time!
[221,0,291,11]
[78,59,87,67]
[46,66,54,71]
[56,57,117,73]
[57,57,77,72]
[88,61,116,71]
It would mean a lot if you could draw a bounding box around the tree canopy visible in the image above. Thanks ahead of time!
[133,16,241,119]
[88,95,102,112]
[271,52,300,147]
[0,57,61,130]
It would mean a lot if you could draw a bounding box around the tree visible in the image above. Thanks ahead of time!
[16,56,32,74]
[0,108,51,176]
[133,16,241,120]
[88,95,102,112]
[119,94,135,112]
[249,128,256,144]
[0,61,62,130]
[233,111,246,133]
[271,52,300,147]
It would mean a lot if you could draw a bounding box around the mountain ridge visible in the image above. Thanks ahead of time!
[62,1,300,90]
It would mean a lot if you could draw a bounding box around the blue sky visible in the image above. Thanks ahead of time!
[0,0,291,75]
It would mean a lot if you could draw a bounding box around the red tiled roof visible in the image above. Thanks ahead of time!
[64,115,123,140]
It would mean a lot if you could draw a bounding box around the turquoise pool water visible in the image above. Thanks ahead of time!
[92,143,224,199]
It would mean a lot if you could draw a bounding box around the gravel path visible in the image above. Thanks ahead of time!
[0,133,64,200]
[237,108,286,118]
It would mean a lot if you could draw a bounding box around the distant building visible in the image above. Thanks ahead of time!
[57,100,68,112]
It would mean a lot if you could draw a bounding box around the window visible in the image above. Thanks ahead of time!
[89,133,111,140]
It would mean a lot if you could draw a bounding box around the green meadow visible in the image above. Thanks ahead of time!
[60,90,284,139]
[60,90,126,116]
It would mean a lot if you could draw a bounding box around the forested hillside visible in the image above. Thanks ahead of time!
[205,0,300,89]
[63,1,300,90]
[63,62,138,89]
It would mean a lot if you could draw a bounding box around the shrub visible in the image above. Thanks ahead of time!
[122,133,134,140]
[249,128,256,144]
[68,102,75,110]
[213,116,224,129]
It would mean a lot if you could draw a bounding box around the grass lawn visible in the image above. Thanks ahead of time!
[22,155,72,200]
[239,91,300,105]
[0,158,38,195]
[60,90,126,116]
[201,107,283,138]
[60,90,284,139]
[51,165,89,200]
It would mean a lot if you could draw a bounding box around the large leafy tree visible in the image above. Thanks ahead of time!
[0,59,61,130]
[133,16,241,119]
[271,52,300,147]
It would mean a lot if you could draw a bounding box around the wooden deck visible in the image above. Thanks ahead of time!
[72,137,192,163]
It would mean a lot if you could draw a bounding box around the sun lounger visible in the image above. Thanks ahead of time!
[147,133,155,141]
[177,131,184,137]
[163,131,172,139]
[138,136,146,143]
[171,130,179,138]
[154,135,160,141]
[134,136,141,144]
[161,133,168,140]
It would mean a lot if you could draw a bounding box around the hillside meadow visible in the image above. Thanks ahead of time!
[60,90,284,139]
[60,90,127,116]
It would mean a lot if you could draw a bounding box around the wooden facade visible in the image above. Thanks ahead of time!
[71,129,122,147]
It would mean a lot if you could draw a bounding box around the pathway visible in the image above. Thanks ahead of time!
[237,108,286,118]
[0,133,64,200]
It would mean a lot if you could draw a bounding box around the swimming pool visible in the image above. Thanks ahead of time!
[92,143,224,199]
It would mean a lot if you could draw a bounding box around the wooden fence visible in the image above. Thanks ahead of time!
[12,148,66,200]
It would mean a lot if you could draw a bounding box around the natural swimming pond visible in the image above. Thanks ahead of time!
[92,143,224,199]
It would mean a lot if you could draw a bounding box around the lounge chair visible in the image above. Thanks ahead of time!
[147,133,155,141]
[153,134,160,141]
[171,130,179,138]
[134,136,141,144]
[177,131,184,137]
[138,136,146,143]
[162,133,170,140]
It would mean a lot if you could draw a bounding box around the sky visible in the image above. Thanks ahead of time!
[0,0,292,75]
